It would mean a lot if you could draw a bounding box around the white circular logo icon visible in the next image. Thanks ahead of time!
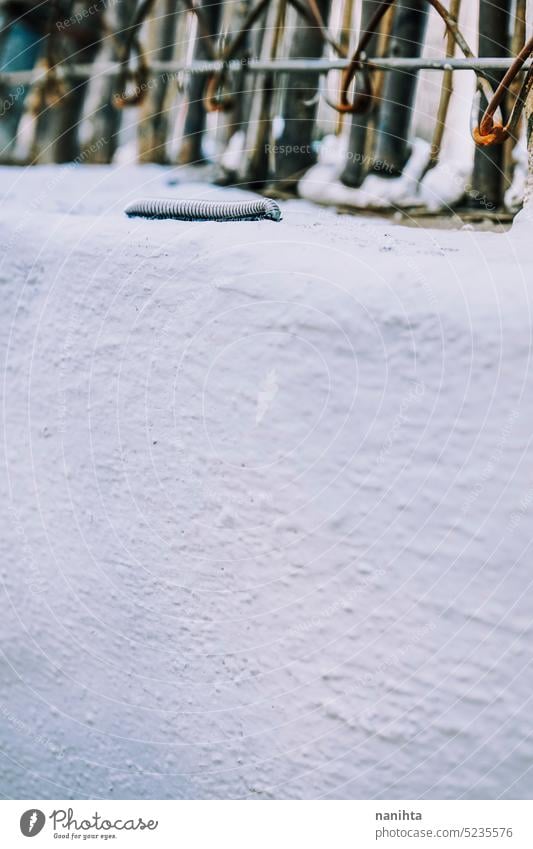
[20,810,46,837]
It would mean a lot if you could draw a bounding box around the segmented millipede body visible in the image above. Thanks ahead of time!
[124,197,282,222]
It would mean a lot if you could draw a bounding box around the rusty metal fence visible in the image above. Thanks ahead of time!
[0,0,532,212]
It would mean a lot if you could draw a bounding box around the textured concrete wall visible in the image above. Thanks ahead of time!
[1,167,533,799]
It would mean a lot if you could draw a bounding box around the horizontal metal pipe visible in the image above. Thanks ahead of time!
[1,56,531,84]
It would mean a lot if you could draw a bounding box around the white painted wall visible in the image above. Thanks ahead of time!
[1,166,533,799]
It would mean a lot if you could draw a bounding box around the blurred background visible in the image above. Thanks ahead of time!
[0,0,531,220]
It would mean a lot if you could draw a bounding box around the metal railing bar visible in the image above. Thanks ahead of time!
[1,56,532,85]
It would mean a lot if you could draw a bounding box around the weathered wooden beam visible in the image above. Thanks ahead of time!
[341,0,383,188]
[236,0,278,186]
[372,0,429,177]
[0,15,42,161]
[33,12,103,164]
[176,0,221,165]
[428,0,460,166]
[525,73,533,213]
[270,0,332,188]
[86,0,138,163]
[470,0,513,210]
[137,0,181,163]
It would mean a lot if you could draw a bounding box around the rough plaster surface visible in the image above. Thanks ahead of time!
[1,166,533,799]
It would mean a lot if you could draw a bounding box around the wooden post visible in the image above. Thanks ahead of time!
[32,14,103,164]
[138,0,181,163]
[503,0,526,188]
[429,0,461,167]
[469,0,513,210]
[86,0,138,164]
[371,0,428,177]
[176,0,221,165]
[211,0,251,180]
[236,0,280,186]
[270,0,332,189]
[0,16,42,162]
[340,0,383,188]
[524,78,533,212]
